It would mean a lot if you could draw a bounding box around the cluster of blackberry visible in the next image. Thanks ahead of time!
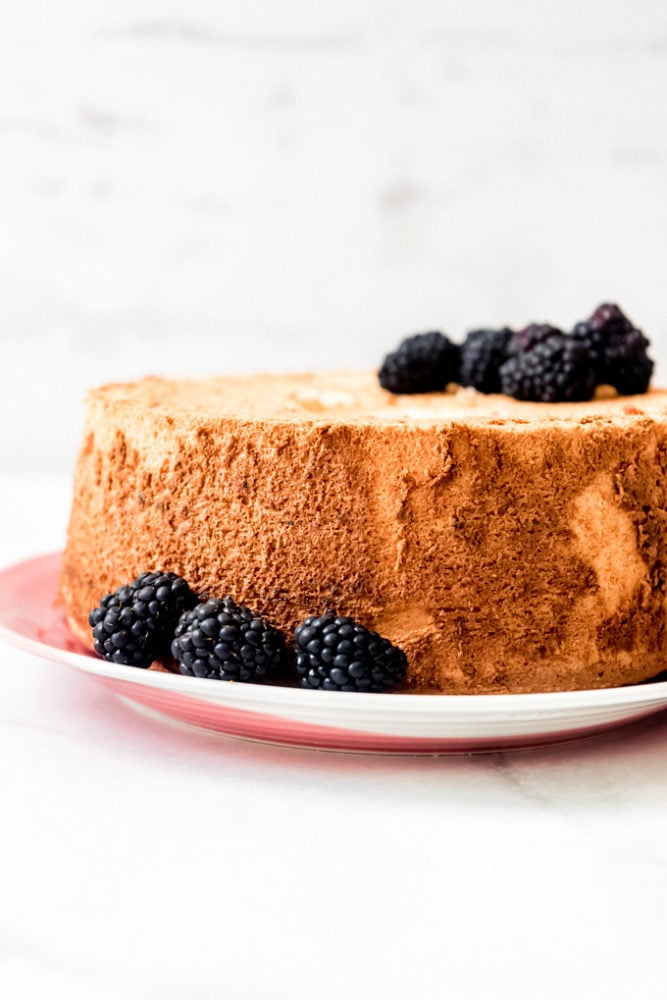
[89,576,407,693]
[379,303,653,403]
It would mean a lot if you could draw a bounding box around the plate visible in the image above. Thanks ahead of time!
[2,552,667,754]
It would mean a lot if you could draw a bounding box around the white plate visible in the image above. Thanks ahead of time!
[2,552,667,754]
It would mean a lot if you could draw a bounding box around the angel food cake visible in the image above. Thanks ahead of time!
[59,368,667,694]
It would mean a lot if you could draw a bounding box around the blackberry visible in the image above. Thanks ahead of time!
[171,597,285,682]
[510,323,563,354]
[295,614,407,692]
[572,303,653,394]
[89,571,196,668]
[459,328,513,394]
[499,334,596,403]
[379,331,460,394]
[571,321,608,378]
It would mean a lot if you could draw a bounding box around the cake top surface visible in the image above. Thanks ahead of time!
[91,371,667,427]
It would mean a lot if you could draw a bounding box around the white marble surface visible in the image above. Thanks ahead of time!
[4,2,667,996]
[3,480,667,999]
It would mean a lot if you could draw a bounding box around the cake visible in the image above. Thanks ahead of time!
[58,370,667,694]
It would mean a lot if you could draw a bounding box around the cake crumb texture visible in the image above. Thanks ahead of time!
[59,373,667,693]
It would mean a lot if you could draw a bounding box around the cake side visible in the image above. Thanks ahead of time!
[59,374,667,694]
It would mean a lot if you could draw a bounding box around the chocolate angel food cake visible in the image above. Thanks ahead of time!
[59,304,667,694]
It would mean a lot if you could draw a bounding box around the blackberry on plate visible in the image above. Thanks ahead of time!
[510,323,563,354]
[571,303,653,394]
[171,597,285,683]
[379,331,460,394]
[459,328,513,394]
[295,613,407,692]
[499,334,596,403]
[89,571,196,668]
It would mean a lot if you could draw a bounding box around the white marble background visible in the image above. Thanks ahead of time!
[3,5,667,998]
[1,0,667,473]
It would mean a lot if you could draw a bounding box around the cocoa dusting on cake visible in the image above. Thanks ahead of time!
[59,303,665,694]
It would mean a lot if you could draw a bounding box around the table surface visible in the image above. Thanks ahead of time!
[2,471,667,1000]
